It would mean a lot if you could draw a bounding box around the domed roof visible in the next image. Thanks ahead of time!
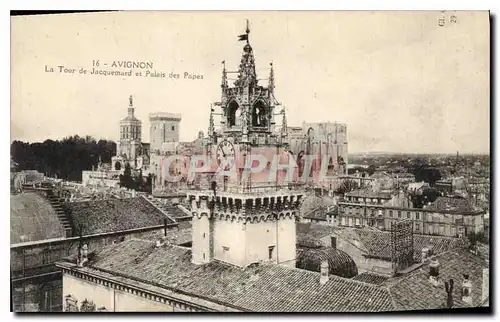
[120,115,141,124]
[296,246,358,278]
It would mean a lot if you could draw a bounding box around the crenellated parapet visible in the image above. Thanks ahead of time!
[188,190,303,223]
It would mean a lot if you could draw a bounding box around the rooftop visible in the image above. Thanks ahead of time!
[65,196,176,235]
[345,189,393,199]
[120,115,141,123]
[296,246,358,278]
[59,236,488,311]
[302,205,330,221]
[352,272,390,285]
[149,112,182,120]
[297,223,467,262]
[385,251,489,310]
[61,238,396,312]
[425,197,483,215]
[11,192,67,244]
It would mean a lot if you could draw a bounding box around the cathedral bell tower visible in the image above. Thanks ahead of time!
[189,21,305,269]
[113,95,143,171]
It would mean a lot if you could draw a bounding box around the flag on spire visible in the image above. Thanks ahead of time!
[238,19,250,41]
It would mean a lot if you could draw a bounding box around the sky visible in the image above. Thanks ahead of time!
[10,11,490,154]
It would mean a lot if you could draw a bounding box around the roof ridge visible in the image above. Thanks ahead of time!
[384,250,462,288]
[385,286,400,310]
[68,196,138,204]
[278,263,389,290]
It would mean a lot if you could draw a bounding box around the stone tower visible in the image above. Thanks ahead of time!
[188,21,305,269]
[149,112,182,154]
[114,95,142,170]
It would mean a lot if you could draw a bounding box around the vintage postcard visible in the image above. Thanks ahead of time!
[10,11,490,313]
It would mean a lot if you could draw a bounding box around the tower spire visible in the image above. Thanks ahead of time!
[245,19,250,41]
[128,95,134,116]
[234,20,257,89]
[209,104,215,137]
[221,60,228,90]
[269,62,275,94]
[281,107,287,136]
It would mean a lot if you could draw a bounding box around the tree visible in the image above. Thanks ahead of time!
[409,188,442,208]
[119,162,136,190]
[10,136,116,182]
[411,165,442,187]
[366,165,377,176]
[335,179,359,195]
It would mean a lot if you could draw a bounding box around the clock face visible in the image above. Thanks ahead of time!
[217,140,235,168]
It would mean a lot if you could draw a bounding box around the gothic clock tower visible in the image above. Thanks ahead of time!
[188,21,305,269]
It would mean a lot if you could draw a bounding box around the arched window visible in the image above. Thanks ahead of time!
[307,127,315,140]
[115,162,121,171]
[252,101,267,127]
[227,101,239,127]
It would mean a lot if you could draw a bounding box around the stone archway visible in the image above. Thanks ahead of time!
[114,162,121,171]
[227,101,239,127]
[252,101,267,127]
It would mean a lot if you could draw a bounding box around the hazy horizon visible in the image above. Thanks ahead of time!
[11,11,490,154]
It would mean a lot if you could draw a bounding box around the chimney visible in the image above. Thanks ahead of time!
[155,236,167,248]
[427,245,434,257]
[331,236,337,249]
[482,268,489,305]
[421,247,429,263]
[78,243,89,267]
[444,279,454,308]
[429,257,440,286]
[320,261,329,285]
[461,274,473,306]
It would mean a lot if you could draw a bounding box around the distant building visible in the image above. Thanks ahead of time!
[407,181,430,195]
[149,112,182,154]
[370,171,415,191]
[298,223,468,277]
[336,190,485,237]
[111,95,150,173]
[287,121,348,177]
[436,177,467,196]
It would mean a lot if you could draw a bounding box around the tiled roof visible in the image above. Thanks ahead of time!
[66,197,176,235]
[296,223,337,240]
[71,238,396,312]
[408,182,428,190]
[345,189,393,199]
[331,227,467,261]
[297,233,325,248]
[352,273,390,285]
[297,247,358,278]
[425,197,483,214]
[149,198,191,219]
[296,224,467,262]
[10,192,66,244]
[386,251,489,310]
[303,207,328,220]
[327,206,339,215]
